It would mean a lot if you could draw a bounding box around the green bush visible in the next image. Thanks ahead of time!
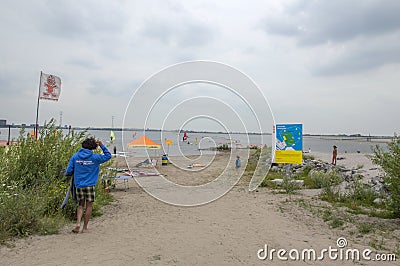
[282,176,301,194]
[346,180,377,208]
[217,144,230,151]
[307,170,342,189]
[371,135,400,217]
[330,217,344,228]
[0,120,112,243]
[303,154,315,160]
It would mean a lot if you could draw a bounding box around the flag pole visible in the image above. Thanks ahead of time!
[34,71,42,139]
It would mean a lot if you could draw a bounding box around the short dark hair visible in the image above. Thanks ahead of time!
[82,137,97,150]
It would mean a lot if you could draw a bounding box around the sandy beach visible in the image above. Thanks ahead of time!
[1,151,398,265]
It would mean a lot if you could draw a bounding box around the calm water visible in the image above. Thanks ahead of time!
[0,128,386,156]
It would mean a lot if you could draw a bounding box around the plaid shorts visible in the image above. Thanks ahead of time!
[76,186,96,202]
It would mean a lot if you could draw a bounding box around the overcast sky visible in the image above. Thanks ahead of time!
[0,0,399,135]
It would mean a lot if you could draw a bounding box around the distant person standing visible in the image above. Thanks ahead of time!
[332,145,338,165]
[66,137,112,233]
[235,156,241,169]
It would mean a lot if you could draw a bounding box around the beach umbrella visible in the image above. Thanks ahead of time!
[127,135,161,156]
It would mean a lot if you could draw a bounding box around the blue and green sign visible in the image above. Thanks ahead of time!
[275,123,303,164]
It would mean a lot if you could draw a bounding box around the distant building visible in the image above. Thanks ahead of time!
[0,119,6,126]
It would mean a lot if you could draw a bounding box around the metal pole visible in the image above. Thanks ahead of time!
[7,125,11,145]
[34,71,42,139]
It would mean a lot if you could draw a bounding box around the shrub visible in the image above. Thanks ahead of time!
[282,176,301,194]
[303,154,315,160]
[346,180,377,208]
[371,135,400,217]
[308,170,342,189]
[330,217,344,228]
[217,144,230,151]
[0,120,112,243]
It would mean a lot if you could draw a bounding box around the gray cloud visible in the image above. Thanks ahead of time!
[142,19,214,47]
[314,42,400,76]
[33,0,128,42]
[0,71,35,97]
[263,0,400,44]
[65,58,102,70]
[261,0,400,76]
[87,78,140,98]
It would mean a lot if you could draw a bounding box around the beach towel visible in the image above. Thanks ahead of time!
[124,171,160,176]
[61,175,78,209]
[187,163,206,168]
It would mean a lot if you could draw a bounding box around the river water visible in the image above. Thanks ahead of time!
[0,128,388,157]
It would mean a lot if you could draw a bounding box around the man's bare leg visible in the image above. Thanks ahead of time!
[82,201,93,233]
[73,200,85,233]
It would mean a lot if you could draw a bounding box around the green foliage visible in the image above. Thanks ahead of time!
[343,180,377,208]
[319,176,385,219]
[330,217,344,228]
[358,223,374,234]
[281,176,301,194]
[0,122,85,190]
[301,165,312,177]
[216,144,230,151]
[305,170,342,189]
[316,171,343,202]
[303,154,315,160]
[244,149,260,173]
[261,171,285,187]
[322,209,332,222]
[0,120,112,244]
[371,135,400,217]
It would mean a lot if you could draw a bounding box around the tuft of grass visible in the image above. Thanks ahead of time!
[322,209,332,222]
[357,223,374,234]
[303,154,315,160]
[330,217,344,228]
[282,176,301,194]
[308,171,342,189]
[369,237,385,251]
[356,164,364,170]
[37,215,67,235]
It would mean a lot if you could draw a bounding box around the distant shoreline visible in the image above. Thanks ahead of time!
[303,135,393,143]
[0,125,394,140]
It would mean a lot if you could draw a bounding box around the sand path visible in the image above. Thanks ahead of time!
[1,152,396,265]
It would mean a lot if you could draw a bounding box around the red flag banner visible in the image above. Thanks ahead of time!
[39,72,61,101]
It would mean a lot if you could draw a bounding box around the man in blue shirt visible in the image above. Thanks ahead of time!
[66,137,112,233]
